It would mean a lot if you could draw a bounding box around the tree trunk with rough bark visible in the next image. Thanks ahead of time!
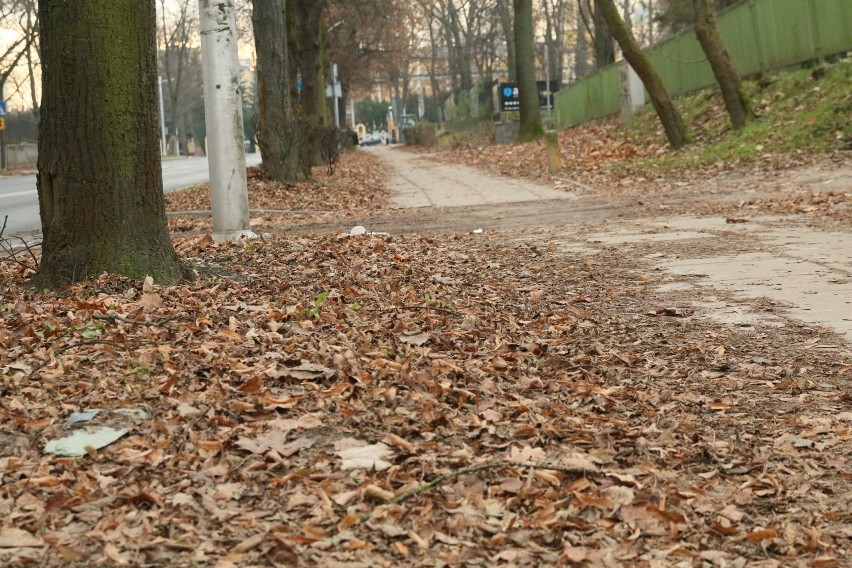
[252,0,301,182]
[598,0,689,149]
[496,0,516,82]
[513,0,543,142]
[693,0,751,129]
[293,0,328,123]
[592,0,616,69]
[33,0,186,288]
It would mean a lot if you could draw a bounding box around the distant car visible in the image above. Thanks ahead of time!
[359,131,382,146]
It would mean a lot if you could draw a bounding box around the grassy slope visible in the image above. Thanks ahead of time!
[618,56,851,173]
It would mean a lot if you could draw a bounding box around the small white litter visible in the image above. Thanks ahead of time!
[347,225,389,237]
[44,407,149,457]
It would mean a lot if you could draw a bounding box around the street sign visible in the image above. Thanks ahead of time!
[498,83,520,112]
[0,118,5,131]
[0,101,6,117]
[498,82,560,112]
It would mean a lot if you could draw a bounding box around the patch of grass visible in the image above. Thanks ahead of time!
[617,56,851,174]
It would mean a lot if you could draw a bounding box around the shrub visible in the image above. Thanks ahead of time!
[403,123,438,147]
[297,116,342,176]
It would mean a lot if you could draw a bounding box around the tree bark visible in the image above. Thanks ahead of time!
[496,0,516,82]
[598,0,689,149]
[158,0,193,156]
[33,0,185,288]
[446,0,473,92]
[252,0,301,182]
[592,0,616,69]
[513,0,543,142]
[293,0,328,123]
[693,0,751,129]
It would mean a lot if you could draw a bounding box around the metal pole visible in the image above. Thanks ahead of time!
[158,76,167,155]
[0,81,6,170]
[332,63,340,129]
[198,0,254,242]
[544,42,551,120]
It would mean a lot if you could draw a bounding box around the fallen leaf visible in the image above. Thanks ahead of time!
[398,331,430,346]
[0,527,43,548]
[745,528,778,541]
[278,361,335,381]
[337,442,394,471]
[103,543,129,565]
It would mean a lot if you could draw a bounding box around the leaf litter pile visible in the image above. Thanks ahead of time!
[164,150,390,234]
[2,218,851,566]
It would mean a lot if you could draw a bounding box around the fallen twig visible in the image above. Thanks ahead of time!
[0,230,41,272]
[92,313,181,329]
[357,459,588,525]
[27,338,155,377]
[397,304,461,315]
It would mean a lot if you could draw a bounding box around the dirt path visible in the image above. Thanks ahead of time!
[290,147,852,345]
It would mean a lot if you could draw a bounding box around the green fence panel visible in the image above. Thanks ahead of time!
[752,0,818,69]
[716,2,764,74]
[553,0,852,129]
[648,30,713,96]
[815,0,852,57]
[553,65,620,127]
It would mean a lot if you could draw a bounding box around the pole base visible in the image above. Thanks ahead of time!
[211,229,259,243]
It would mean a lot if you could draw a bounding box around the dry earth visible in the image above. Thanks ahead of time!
[0,141,850,567]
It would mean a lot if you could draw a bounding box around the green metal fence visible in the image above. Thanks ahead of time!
[553,0,852,129]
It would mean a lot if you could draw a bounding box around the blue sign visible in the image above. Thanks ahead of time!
[498,83,520,112]
[0,101,6,117]
[498,81,559,112]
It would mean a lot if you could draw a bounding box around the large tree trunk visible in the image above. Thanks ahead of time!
[33,0,185,288]
[598,0,689,149]
[513,0,543,142]
[252,0,301,182]
[446,0,472,92]
[693,0,751,129]
[496,0,516,82]
[293,0,328,123]
[592,0,616,69]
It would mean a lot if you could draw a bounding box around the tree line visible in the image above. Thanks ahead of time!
[19,0,750,287]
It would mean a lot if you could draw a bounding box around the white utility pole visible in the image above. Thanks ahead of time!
[158,77,167,155]
[198,0,254,242]
[331,63,341,129]
[544,42,552,121]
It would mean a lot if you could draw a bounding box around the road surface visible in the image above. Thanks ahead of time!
[0,153,262,236]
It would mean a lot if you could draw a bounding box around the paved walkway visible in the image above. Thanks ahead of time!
[367,145,852,344]
[583,216,852,341]
[367,146,574,208]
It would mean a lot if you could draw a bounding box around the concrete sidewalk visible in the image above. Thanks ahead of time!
[367,145,852,344]
[582,216,852,342]
[366,145,574,208]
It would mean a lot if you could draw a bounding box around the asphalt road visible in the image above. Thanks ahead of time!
[0,153,262,236]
